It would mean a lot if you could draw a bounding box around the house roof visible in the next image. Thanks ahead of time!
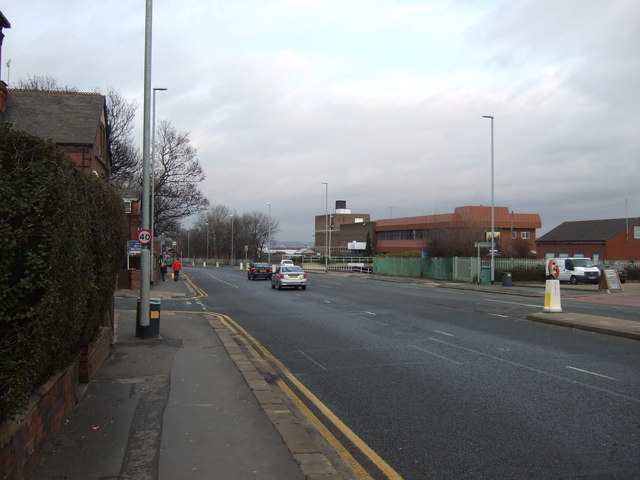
[0,89,106,145]
[375,206,541,232]
[537,218,640,243]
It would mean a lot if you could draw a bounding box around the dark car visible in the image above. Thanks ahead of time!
[248,262,272,280]
[599,265,628,283]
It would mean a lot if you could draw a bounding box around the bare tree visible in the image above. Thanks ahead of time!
[185,205,279,260]
[105,87,139,187]
[426,220,487,257]
[14,74,78,92]
[153,120,209,237]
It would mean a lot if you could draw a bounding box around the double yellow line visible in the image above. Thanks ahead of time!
[212,312,403,480]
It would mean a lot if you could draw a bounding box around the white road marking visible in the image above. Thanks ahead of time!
[433,330,454,337]
[366,311,376,316]
[490,313,509,318]
[566,366,616,381]
[484,298,540,308]
[427,337,636,403]
[324,300,331,304]
[207,273,239,288]
[297,350,329,371]
[409,344,464,365]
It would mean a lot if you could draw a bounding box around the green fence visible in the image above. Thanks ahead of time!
[373,257,455,280]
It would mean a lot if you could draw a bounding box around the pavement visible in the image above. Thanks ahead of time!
[30,272,640,480]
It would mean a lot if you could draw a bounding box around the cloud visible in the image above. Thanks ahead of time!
[3,0,638,242]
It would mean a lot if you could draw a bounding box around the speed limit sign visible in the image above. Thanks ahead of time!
[138,230,152,245]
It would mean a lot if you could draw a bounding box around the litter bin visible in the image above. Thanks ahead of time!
[136,297,161,338]
[480,266,491,285]
[502,272,512,287]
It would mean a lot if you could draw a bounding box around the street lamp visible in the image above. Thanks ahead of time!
[205,222,209,265]
[150,86,167,284]
[482,115,495,284]
[138,0,153,335]
[229,214,234,265]
[321,182,328,272]
[266,203,271,264]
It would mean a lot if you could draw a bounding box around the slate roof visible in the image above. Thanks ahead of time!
[537,218,640,243]
[0,89,106,145]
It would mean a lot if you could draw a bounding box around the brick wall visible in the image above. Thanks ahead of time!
[78,327,112,384]
[0,326,113,480]
[0,364,79,480]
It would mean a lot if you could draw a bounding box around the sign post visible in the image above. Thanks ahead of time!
[474,242,491,284]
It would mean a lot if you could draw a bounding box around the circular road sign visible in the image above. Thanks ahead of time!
[138,230,152,245]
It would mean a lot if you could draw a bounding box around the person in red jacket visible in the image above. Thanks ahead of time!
[172,258,182,281]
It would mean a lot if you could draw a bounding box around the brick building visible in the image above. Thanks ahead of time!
[375,206,541,255]
[314,201,371,254]
[0,89,111,179]
[536,218,640,262]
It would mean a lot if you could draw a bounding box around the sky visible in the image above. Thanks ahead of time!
[3,1,639,243]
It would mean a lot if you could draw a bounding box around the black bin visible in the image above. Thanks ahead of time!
[502,272,512,287]
[136,297,161,338]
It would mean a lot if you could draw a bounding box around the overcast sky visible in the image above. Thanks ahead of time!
[4,1,639,243]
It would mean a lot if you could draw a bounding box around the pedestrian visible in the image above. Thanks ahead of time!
[160,260,168,281]
[172,258,183,281]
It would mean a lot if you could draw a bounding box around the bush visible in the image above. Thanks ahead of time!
[0,125,127,420]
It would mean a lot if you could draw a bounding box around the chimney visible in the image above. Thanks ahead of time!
[0,11,10,84]
[0,81,7,112]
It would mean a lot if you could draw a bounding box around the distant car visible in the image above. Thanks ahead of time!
[271,265,307,290]
[280,259,294,267]
[248,262,272,280]
[599,265,628,283]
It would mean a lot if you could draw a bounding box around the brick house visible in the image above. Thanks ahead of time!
[536,218,640,262]
[0,89,111,179]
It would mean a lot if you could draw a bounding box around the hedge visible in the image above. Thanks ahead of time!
[0,124,128,420]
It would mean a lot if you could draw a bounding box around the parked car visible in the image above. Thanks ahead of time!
[271,265,307,290]
[248,262,272,280]
[598,265,628,283]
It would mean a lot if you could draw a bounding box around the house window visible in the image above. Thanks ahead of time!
[511,231,517,239]
[124,201,132,214]
[634,226,640,239]
[521,231,530,239]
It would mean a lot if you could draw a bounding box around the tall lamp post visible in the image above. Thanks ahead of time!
[150,86,167,283]
[266,203,271,264]
[482,115,495,284]
[138,0,153,336]
[321,182,328,272]
[205,222,209,265]
[230,214,234,265]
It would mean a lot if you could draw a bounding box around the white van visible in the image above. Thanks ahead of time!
[546,257,600,284]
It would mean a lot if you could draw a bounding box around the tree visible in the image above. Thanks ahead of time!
[153,120,209,237]
[365,232,373,256]
[105,87,140,187]
[183,205,279,261]
[425,221,487,257]
[14,74,78,92]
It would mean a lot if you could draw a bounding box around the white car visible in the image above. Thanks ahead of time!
[280,259,294,267]
[271,265,307,290]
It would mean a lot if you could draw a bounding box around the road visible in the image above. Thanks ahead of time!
[184,266,640,480]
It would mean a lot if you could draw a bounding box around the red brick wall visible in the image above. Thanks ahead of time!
[0,364,79,480]
[78,327,112,383]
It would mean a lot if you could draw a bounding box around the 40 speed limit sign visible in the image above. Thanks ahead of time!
[138,230,152,245]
